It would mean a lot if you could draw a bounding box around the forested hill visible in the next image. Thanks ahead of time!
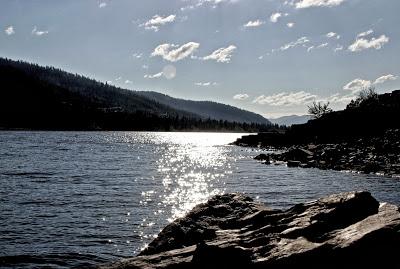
[137,91,271,125]
[0,58,273,131]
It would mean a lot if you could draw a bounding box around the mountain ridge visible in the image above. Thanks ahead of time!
[136,91,271,125]
[0,57,273,131]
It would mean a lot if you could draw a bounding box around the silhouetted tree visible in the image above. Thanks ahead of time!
[346,86,378,109]
[307,101,333,119]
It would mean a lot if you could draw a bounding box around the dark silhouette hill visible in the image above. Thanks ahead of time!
[137,91,271,125]
[288,90,400,144]
[235,89,400,146]
[0,58,273,131]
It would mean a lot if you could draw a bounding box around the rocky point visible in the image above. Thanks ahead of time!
[100,191,400,269]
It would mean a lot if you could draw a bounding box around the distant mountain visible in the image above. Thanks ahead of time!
[137,91,271,125]
[269,115,311,126]
[0,58,273,132]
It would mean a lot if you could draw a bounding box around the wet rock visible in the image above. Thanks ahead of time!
[287,160,301,167]
[254,154,270,163]
[100,191,400,269]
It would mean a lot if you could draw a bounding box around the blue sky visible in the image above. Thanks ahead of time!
[1,0,399,118]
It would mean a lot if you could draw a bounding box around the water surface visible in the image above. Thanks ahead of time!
[1,131,399,268]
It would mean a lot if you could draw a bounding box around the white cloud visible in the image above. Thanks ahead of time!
[99,2,107,8]
[326,32,340,39]
[357,29,373,38]
[244,20,265,28]
[307,46,314,52]
[233,93,249,100]
[144,72,163,79]
[140,14,176,32]
[287,22,295,28]
[325,93,356,105]
[374,74,398,84]
[334,45,343,52]
[343,78,372,93]
[180,0,236,11]
[203,45,237,63]
[132,53,142,59]
[253,91,317,106]
[195,82,218,86]
[144,65,177,80]
[151,42,200,62]
[348,34,389,52]
[5,26,14,35]
[343,74,398,93]
[280,36,309,51]
[270,13,282,23]
[295,0,345,9]
[317,42,328,48]
[32,26,49,36]
[125,80,133,84]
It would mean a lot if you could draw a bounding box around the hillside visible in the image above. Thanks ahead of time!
[137,91,271,125]
[0,58,272,131]
[269,115,310,126]
[235,89,400,147]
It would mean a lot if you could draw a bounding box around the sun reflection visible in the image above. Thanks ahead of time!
[132,132,249,251]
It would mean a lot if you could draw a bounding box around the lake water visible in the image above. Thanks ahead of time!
[1,131,400,268]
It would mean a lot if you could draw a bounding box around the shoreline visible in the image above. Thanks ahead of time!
[236,129,400,178]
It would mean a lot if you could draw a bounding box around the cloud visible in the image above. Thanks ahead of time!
[306,43,329,52]
[253,91,317,106]
[287,22,295,28]
[180,0,236,11]
[151,42,200,62]
[280,36,309,51]
[32,26,49,36]
[343,78,372,93]
[203,45,237,63]
[140,14,176,32]
[233,94,249,100]
[348,34,389,52]
[326,32,340,39]
[195,82,218,86]
[334,45,344,52]
[144,72,163,79]
[144,65,177,80]
[125,80,133,84]
[325,92,356,105]
[294,0,345,9]
[5,26,14,35]
[357,29,373,38]
[99,2,107,8]
[374,74,398,84]
[132,53,142,59]
[244,20,265,28]
[270,13,282,23]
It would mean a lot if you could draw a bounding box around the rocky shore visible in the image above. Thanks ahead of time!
[249,129,400,177]
[100,191,400,268]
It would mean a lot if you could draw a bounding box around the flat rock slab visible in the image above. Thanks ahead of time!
[100,191,400,269]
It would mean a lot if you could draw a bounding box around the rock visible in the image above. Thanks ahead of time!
[287,160,301,167]
[99,191,400,269]
[254,154,270,163]
[283,148,314,162]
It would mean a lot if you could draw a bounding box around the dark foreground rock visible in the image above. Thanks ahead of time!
[100,191,400,269]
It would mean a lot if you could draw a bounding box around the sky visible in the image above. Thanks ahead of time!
[1,0,399,118]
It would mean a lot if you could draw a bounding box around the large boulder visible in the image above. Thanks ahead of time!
[100,191,400,269]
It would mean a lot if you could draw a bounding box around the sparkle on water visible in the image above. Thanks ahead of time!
[1,131,400,268]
